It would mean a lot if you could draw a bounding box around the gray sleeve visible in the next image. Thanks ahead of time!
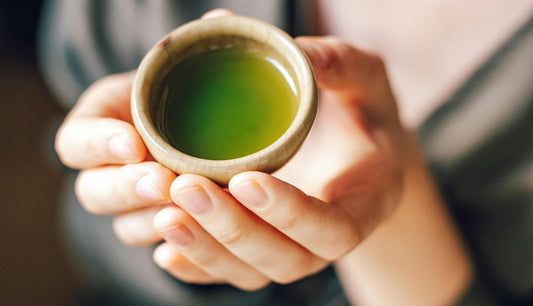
[37,0,288,109]
[419,15,533,306]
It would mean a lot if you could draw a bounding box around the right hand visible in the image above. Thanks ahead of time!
[54,9,236,248]
[55,71,176,246]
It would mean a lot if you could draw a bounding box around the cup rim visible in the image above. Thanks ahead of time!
[131,15,317,185]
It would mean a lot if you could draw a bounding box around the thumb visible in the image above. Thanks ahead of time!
[296,36,398,126]
[296,36,388,97]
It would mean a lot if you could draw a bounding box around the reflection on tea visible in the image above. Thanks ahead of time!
[160,47,297,160]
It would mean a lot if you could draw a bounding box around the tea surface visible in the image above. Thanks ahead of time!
[160,48,297,160]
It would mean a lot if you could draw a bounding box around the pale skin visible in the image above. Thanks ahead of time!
[55,9,472,306]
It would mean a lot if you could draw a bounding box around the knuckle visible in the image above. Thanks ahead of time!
[318,43,340,72]
[115,164,143,209]
[193,251,219,268]
[322,228,361,261]
[277,205,303,232]
[216,223,245,246]
[276,193,308,232]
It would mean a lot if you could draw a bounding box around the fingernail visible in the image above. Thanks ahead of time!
[202,8,234,19]
[136,175,165,201]
[160,225,194,248]
[109,134,135,159]
[233,180,268,209]
[176,186,212,217]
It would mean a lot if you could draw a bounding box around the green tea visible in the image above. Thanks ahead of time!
[159,47,298,160]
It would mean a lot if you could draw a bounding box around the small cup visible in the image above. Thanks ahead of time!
[131,15,317,185]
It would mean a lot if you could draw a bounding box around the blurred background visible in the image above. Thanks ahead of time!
[1,1,531,305]
[0,1,78,305]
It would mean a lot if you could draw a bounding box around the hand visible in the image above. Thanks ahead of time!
[55,71,177,246]
[53,9,237,247]
[151,36,406,289]
[55,9,405,291]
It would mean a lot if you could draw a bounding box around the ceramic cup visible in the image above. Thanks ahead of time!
[131,15,317,185]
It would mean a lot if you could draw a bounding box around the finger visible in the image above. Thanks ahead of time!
[169,175,328,284]
[201,8,235,19]
[154,206,270,290]
[68,71,136,120]
[55,72,145,169]
[76,161,176,214]
[230,171,369,261]
[295,36,387,95]
[55,117,146,169]
[113,205,168,246]
[296,37,400,132]
[153,242,224,284]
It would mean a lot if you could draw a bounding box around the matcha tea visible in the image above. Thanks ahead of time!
[159,47,298,160]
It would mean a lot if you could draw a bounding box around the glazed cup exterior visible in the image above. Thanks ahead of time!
[131,15,317,185]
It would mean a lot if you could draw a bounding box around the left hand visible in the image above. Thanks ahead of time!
[150,14,406,291]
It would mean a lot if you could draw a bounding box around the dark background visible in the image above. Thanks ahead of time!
[0,1,78,305]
